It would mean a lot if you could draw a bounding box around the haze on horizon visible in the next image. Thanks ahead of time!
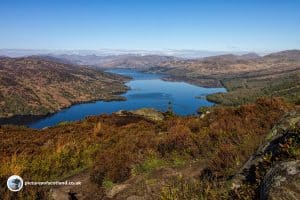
[0,0,300,52]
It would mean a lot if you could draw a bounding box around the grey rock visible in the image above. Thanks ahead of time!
[231,112,300,189]
[115,108,164,121]
[260,160,300,200]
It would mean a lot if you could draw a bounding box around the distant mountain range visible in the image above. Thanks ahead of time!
[0,49,299,118]
[0,48,266,58]
[151,50,300,92]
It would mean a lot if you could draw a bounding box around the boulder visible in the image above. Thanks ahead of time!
[130,108,164,121]
[115,108,164,121]
[260,160,300,200]
[107,184,130,198]
[231,111,300,189]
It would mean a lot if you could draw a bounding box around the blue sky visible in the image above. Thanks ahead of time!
[0,0,299,51]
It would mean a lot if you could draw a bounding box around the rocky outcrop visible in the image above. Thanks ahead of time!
[260,160,300,200]
[115,108,165,121]
[106,183,130,198]
[231,111,300,197]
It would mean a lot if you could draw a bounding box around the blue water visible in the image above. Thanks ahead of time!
[28,69,226,129]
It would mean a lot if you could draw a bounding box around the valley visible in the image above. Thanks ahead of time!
[146,50,300,105]
[0,50,299,200]
[45,50,300,106]
[27,69,225,129]
[1,1,299,199]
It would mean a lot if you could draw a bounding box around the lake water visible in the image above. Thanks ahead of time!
[28,69,226,129]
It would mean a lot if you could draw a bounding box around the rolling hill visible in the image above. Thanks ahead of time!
[0,57,129,119]
[51,54,178,69]
[148,50,300,105]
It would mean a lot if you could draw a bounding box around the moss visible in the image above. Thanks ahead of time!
[102,179,115,190]
[57,121,72,126]
[132,156,166,175]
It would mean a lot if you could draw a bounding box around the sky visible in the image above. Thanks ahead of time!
[0,0,299,52]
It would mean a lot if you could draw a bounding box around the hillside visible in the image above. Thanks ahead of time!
[0,57,129,119]
[0,53,299,200]
[44,50,300,106]
[150,50,299,84]
[51,54,178,69]
[0,98,298,199]
[97,54,178,69]
[148,50,300,105]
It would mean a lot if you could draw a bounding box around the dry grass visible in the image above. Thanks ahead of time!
[0,98,293,199]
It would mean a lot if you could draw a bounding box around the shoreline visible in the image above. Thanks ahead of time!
[161,76,223,88]
[0,69,133,126]
[140,68,225,88]
[0,91,129,127]
[0,70,228,127]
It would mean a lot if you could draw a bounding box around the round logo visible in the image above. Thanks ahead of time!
[7,175,24,192]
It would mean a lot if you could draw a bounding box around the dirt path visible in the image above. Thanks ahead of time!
[50,170,105,200]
